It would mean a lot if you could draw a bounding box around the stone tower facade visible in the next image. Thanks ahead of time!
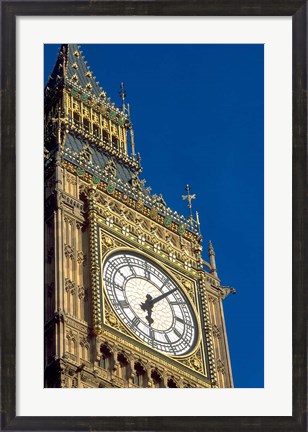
[44,44,234,388]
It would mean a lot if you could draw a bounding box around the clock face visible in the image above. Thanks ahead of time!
[102,251,198,356]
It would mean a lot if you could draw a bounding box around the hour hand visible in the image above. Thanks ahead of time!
[140,294,154,326]
[140,294,153,310]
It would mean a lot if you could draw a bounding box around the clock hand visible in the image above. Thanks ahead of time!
[140,288,178,326]
[140,294,154,326]
[150,287,178,305]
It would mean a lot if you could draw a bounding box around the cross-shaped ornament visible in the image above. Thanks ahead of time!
[182,184,196,219]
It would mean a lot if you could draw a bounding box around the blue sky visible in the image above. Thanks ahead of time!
[45,43,264,388]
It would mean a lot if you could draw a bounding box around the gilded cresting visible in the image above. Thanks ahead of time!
[44,44,234,389]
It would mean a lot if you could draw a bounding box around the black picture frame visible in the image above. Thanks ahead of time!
[1,1,307,431]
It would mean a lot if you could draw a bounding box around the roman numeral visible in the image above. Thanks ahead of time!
[118,270,127,280]
[174,328,182,338]
[119,300,129,308]
[123,255,137,276]
[129,265,136,276]
[104,275,111,283]
[149,328,155,340]
[131,316,140,328]
[142,261,150,280]
[114,283,125,291]
[164,333,176,355]
[175,316,194,329]
[164,333,172,344]
[109,261,119,272]
[160,278,168,289]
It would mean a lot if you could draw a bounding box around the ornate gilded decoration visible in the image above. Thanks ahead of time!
[180,278,195,302]
[129,171,142,191]
[136,197,145,211]
[181,348,204,374]
[107,181,116,195]
[103,158,117,178]
[149,206,158,220]
[164,215,172,227]
[77,166,85,177]
[104,300,132,337]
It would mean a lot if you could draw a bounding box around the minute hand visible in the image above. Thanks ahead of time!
[151,287,178,305]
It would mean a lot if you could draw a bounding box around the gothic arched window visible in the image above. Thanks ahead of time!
[100,344,112,370]
[112,136,119,150]
[93,124,100,138]
[167,378,178,388]
[117,353,129,380]
[73,112,80,124]
[102,130,109,144]
[151,369,163,388]
[134,362,146,387]
[83,118,90,132]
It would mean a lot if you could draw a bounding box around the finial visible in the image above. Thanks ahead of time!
[119,82,127,113]
[195,211,202,241]
[208,240,218,278]
[182,184,196,220]
[124,101,136,157]
[130,128,136,157]
[196,211,200,226]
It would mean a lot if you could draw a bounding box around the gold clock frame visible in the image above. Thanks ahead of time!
[100,246,203,361]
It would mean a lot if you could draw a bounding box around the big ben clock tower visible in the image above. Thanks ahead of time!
[44,44,234,388]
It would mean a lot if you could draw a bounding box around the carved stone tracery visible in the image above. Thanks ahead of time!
[77,250,86,265]
[64,244,74,259]
[65,278,76,295]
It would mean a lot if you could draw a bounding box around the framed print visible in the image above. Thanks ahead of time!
[1,1,307,431]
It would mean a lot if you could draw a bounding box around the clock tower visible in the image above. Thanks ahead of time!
[44,44,234,388]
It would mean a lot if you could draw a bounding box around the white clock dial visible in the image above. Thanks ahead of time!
[102,251,198,356]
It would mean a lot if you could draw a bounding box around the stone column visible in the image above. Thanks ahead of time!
[162,370,168,388]
[112,346,119,373]
[146,366,153,388]
[129,355,136,387]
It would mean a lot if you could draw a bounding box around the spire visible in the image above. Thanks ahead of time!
[119,82,127,112]
[195,211,202,241]
[208,240,218,278]
[44,44,204,240]
[45,44,108,100]
[45,44,141,169]
[118,84,136,157]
